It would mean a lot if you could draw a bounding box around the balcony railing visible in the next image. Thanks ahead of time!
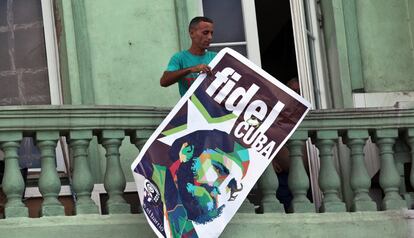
[0,105,413,219]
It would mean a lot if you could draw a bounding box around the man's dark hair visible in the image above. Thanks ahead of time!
[189,16,213,31]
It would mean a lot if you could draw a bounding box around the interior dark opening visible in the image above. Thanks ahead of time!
[255,0,298,85]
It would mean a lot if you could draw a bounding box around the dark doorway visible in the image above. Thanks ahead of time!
[254,0,297,85]
[254,1,308,212]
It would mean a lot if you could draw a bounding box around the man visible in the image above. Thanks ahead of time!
[160,16,217,96]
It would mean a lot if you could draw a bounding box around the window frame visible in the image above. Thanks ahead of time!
[24,0,67,173]
[197,0,329,108]
[41,0,63,105]
[197,0,262,66]
[42,0,68,173]
[290,0,330,109]
[195,0,330,209]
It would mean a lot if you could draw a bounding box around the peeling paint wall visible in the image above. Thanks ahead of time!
[356,0,414,93]
[78,0,183,106]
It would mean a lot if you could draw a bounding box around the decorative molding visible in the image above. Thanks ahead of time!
[298,107,414,131]
[0,105,413,133]
[41,0,63,105]
[174,0,190,50]
[70,0,95,104]
[290,0,317,108]
[342,0,364,91]
[0,105,169,132]
[331,0,354,108]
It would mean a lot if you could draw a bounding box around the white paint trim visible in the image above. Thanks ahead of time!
[289,0,330,109]
[198,0,205,16]
[289,0,316,109]
[353,92,414,108]
[306,0,329,109]
[241,0,261,66]
[41,0,63,105]
[24,185,72,198]
[210,41,247,47]
[197,0,261,66]
[306,140,322,211]
[290,0,326,209]
[40,0,68,175]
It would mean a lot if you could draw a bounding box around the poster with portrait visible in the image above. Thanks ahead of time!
[131,48,311,238]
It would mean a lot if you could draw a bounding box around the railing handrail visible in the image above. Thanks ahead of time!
[301,107,414,131]
[0,105,171,132]
[1,104,414,132]
[0,104,413,218]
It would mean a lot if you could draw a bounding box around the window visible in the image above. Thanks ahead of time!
[199,0,261,66]
[197,0,329,109]
[0,0,61,105]
[290,0,329,109]
[0,0,50,105]
[196,0,329,209]
[0,0,65,173]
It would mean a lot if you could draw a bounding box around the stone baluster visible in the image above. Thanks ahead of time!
[36,131,65,216]
[0,132,28,217]
[407,128,414,197]
[100,130,130,214]
[374,129,406,210]
[69,130,98,214]
[287,131,314,213]
[314,131,346,212]
[345,130,377,211]
[258,164,284,213]
[130,129,153,152]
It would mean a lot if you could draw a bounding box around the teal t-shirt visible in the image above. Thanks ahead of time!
[166,50,217,96]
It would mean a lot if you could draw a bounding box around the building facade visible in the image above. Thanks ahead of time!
[0,0,414,237]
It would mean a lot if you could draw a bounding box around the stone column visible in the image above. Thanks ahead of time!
[0,131,28,217]
[36,131,65,216]
[374,129,406,210]
[69,130,98,214]
[345,130,376,211]
[315,130,346,212]
[288,131,314,213]
[100,130,130,214]
[258,164,284,213]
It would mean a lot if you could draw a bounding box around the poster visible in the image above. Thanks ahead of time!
[131,48,311,238]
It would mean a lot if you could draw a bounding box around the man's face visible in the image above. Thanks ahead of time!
[190,21,214,50]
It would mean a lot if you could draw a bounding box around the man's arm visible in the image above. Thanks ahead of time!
[160,64,212,87]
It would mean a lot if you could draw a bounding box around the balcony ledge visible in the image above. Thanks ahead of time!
[0,210,411,238]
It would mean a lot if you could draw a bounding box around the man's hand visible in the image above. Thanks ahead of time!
[190,64,212,75]
[160,64,212,87]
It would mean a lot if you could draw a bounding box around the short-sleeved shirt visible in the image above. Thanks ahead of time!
[166,50,217,96]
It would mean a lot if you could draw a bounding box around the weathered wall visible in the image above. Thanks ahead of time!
[356,0,414,93]
[55,1,201,182]
[0,211,410,238]
[319,0,344,108]
[84,0,181,106]
[58,0,186,107]
[320,0,414,108]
